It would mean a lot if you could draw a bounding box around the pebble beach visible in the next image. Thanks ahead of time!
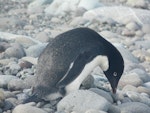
[0,0,150,113]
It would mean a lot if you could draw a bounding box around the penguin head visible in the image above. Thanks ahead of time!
[103,47,124,94]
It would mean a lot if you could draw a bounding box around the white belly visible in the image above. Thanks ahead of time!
[65,55,108,94]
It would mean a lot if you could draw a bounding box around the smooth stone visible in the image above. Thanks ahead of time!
[0,89,5,107]
[126,91,150,106]
[19,60,33,69]
[3,100,14,111]
[23,25,34,30]
[135,40,150,50]
[12,104,48,113]
[74,7,87,16]
[130,68,150,82]
[25,43,47,57]
[3,91,16,98]
[35,32,50,43]
[8,78,28,91]
[57,90,110,113]
[0,32,41,45]
[143,81,150,87]
[89,88,113,103]
[121,97,132,103]
[85,109,107,113]
[137,86,150,96]
[119,102,150,113]
[0,17,20,29]
[121,29,135,37]
[135,30,144,37]
[45,0,83,16]
[119,73,143,88]
[0,59,16,66]
[78,0,102,10]
[4,43,25,59]
[125,22,140,31]
[142,24,150,33]
[108,105,121,113]
[0,42,10,52]
[27,0,52,13]
[82,75,94,89]
[122,85,138,93]
[5,98,19,107]
[0,75,18,88]
[70,17,88,26]
[15,36,39,48]
[126,0,148,8]
[83,6,150,25]
[21,57,38,65]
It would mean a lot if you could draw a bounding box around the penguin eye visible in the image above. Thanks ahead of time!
[113,72,117,76]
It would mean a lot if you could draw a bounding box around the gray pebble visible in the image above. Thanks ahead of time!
[119,102,150,113]
[0,75,18,88]
[82,75,94,89]
[143,82,150,89]
[4,62,21,75]
[85,109,107,113]
[3,100,14,111]
[126,91,150,106]
[89,88,113,103]
[25,43,47,57]
[4,43,25,59]
[8,79,28,91]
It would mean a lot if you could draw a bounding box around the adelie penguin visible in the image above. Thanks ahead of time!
[23,27,124,103]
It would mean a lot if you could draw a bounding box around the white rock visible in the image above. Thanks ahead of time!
[83,6,150,25]
[78,0,102,10]
[122,85,138,93]
[126,0,148,8]
[142,24,150,34]
[44,0,80,16]
[57,90,110,113]
[12,104,48,113]
[28,0,53,14]
[0,32,41,44]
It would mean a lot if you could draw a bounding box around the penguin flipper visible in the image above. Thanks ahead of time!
[56,51,96,88]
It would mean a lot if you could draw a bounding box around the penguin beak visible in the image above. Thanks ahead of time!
[112,87,116,94]
[110,78,118,94]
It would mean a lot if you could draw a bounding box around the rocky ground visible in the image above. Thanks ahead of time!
[0,0,150,113]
